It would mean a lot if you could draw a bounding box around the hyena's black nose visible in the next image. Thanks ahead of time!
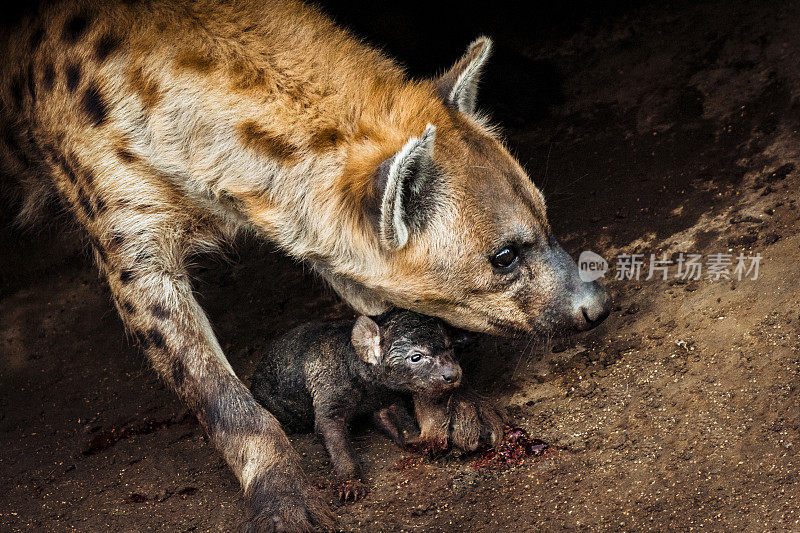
[573,280,612,331]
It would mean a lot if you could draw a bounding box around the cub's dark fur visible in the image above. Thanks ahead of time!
[251,309,461,500]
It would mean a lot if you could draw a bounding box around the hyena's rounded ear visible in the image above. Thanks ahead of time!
[376,124,438,250]
[435,36,493,115]
[351,316,382,365]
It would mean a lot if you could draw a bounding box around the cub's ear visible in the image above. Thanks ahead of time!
[435,36,492,115]
[376,124,438,250]
[351,316,382,365]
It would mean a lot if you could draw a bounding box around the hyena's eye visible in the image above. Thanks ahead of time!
[409,352,423,363]
[491,246,519,269]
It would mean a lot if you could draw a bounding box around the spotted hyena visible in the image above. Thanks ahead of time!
[0,0,610,530]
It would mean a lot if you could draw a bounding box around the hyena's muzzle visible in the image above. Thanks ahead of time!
[539,242,612,334]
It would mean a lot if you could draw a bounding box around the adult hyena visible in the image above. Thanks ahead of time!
[0,0,610,530]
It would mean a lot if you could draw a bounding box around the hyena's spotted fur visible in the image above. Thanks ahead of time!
[1,0,609,530]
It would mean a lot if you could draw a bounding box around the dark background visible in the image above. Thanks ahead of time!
[2,0,799,531]
[0,0,659,124]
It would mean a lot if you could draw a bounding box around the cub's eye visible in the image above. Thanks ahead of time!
[409,353,423,363]
[491,246,518,269]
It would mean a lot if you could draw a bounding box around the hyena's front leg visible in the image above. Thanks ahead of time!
[84,214,334,531]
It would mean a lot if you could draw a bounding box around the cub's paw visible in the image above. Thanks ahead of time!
[242,466,335,532]
[336,479,367,502]
[448,388,506,452]
[406,435,449,458]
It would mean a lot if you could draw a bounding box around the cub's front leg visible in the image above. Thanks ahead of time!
[409,395,450,456]
[372,402,418,449]
[315,414,367,502]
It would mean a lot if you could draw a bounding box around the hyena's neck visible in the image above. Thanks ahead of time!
[0,0,451,311]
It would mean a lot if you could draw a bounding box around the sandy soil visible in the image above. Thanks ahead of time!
[1,0,799,531]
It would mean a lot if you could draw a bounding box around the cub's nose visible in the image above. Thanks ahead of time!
[573,280,612,331]
[441,367,462,384]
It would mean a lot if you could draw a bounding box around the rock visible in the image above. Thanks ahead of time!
[764,163,795,182]
[126,493,148,504]
[577,379,597,397]
[728,233,758,247]
[729,215,762,224]
[624,303,640,315]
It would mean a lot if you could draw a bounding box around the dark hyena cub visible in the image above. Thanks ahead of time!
[250,309,462,501]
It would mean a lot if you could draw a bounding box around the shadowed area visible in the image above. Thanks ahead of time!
[2,0,799,530]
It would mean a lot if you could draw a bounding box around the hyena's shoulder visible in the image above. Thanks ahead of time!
[0,0,427,228]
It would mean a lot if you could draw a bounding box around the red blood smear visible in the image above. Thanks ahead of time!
[473,426,548,469]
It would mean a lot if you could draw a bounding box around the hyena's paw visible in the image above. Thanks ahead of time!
[336,479,367,502]
[242,465,335,533]
[448,388,506,452]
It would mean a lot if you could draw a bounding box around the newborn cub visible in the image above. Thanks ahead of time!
[250,309,462,500]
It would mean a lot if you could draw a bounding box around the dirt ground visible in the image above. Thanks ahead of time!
[2,0,799,531]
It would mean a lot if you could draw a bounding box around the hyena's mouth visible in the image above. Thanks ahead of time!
[486,311,586,340]
[452,302,531,337]
[486,316,533,337]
